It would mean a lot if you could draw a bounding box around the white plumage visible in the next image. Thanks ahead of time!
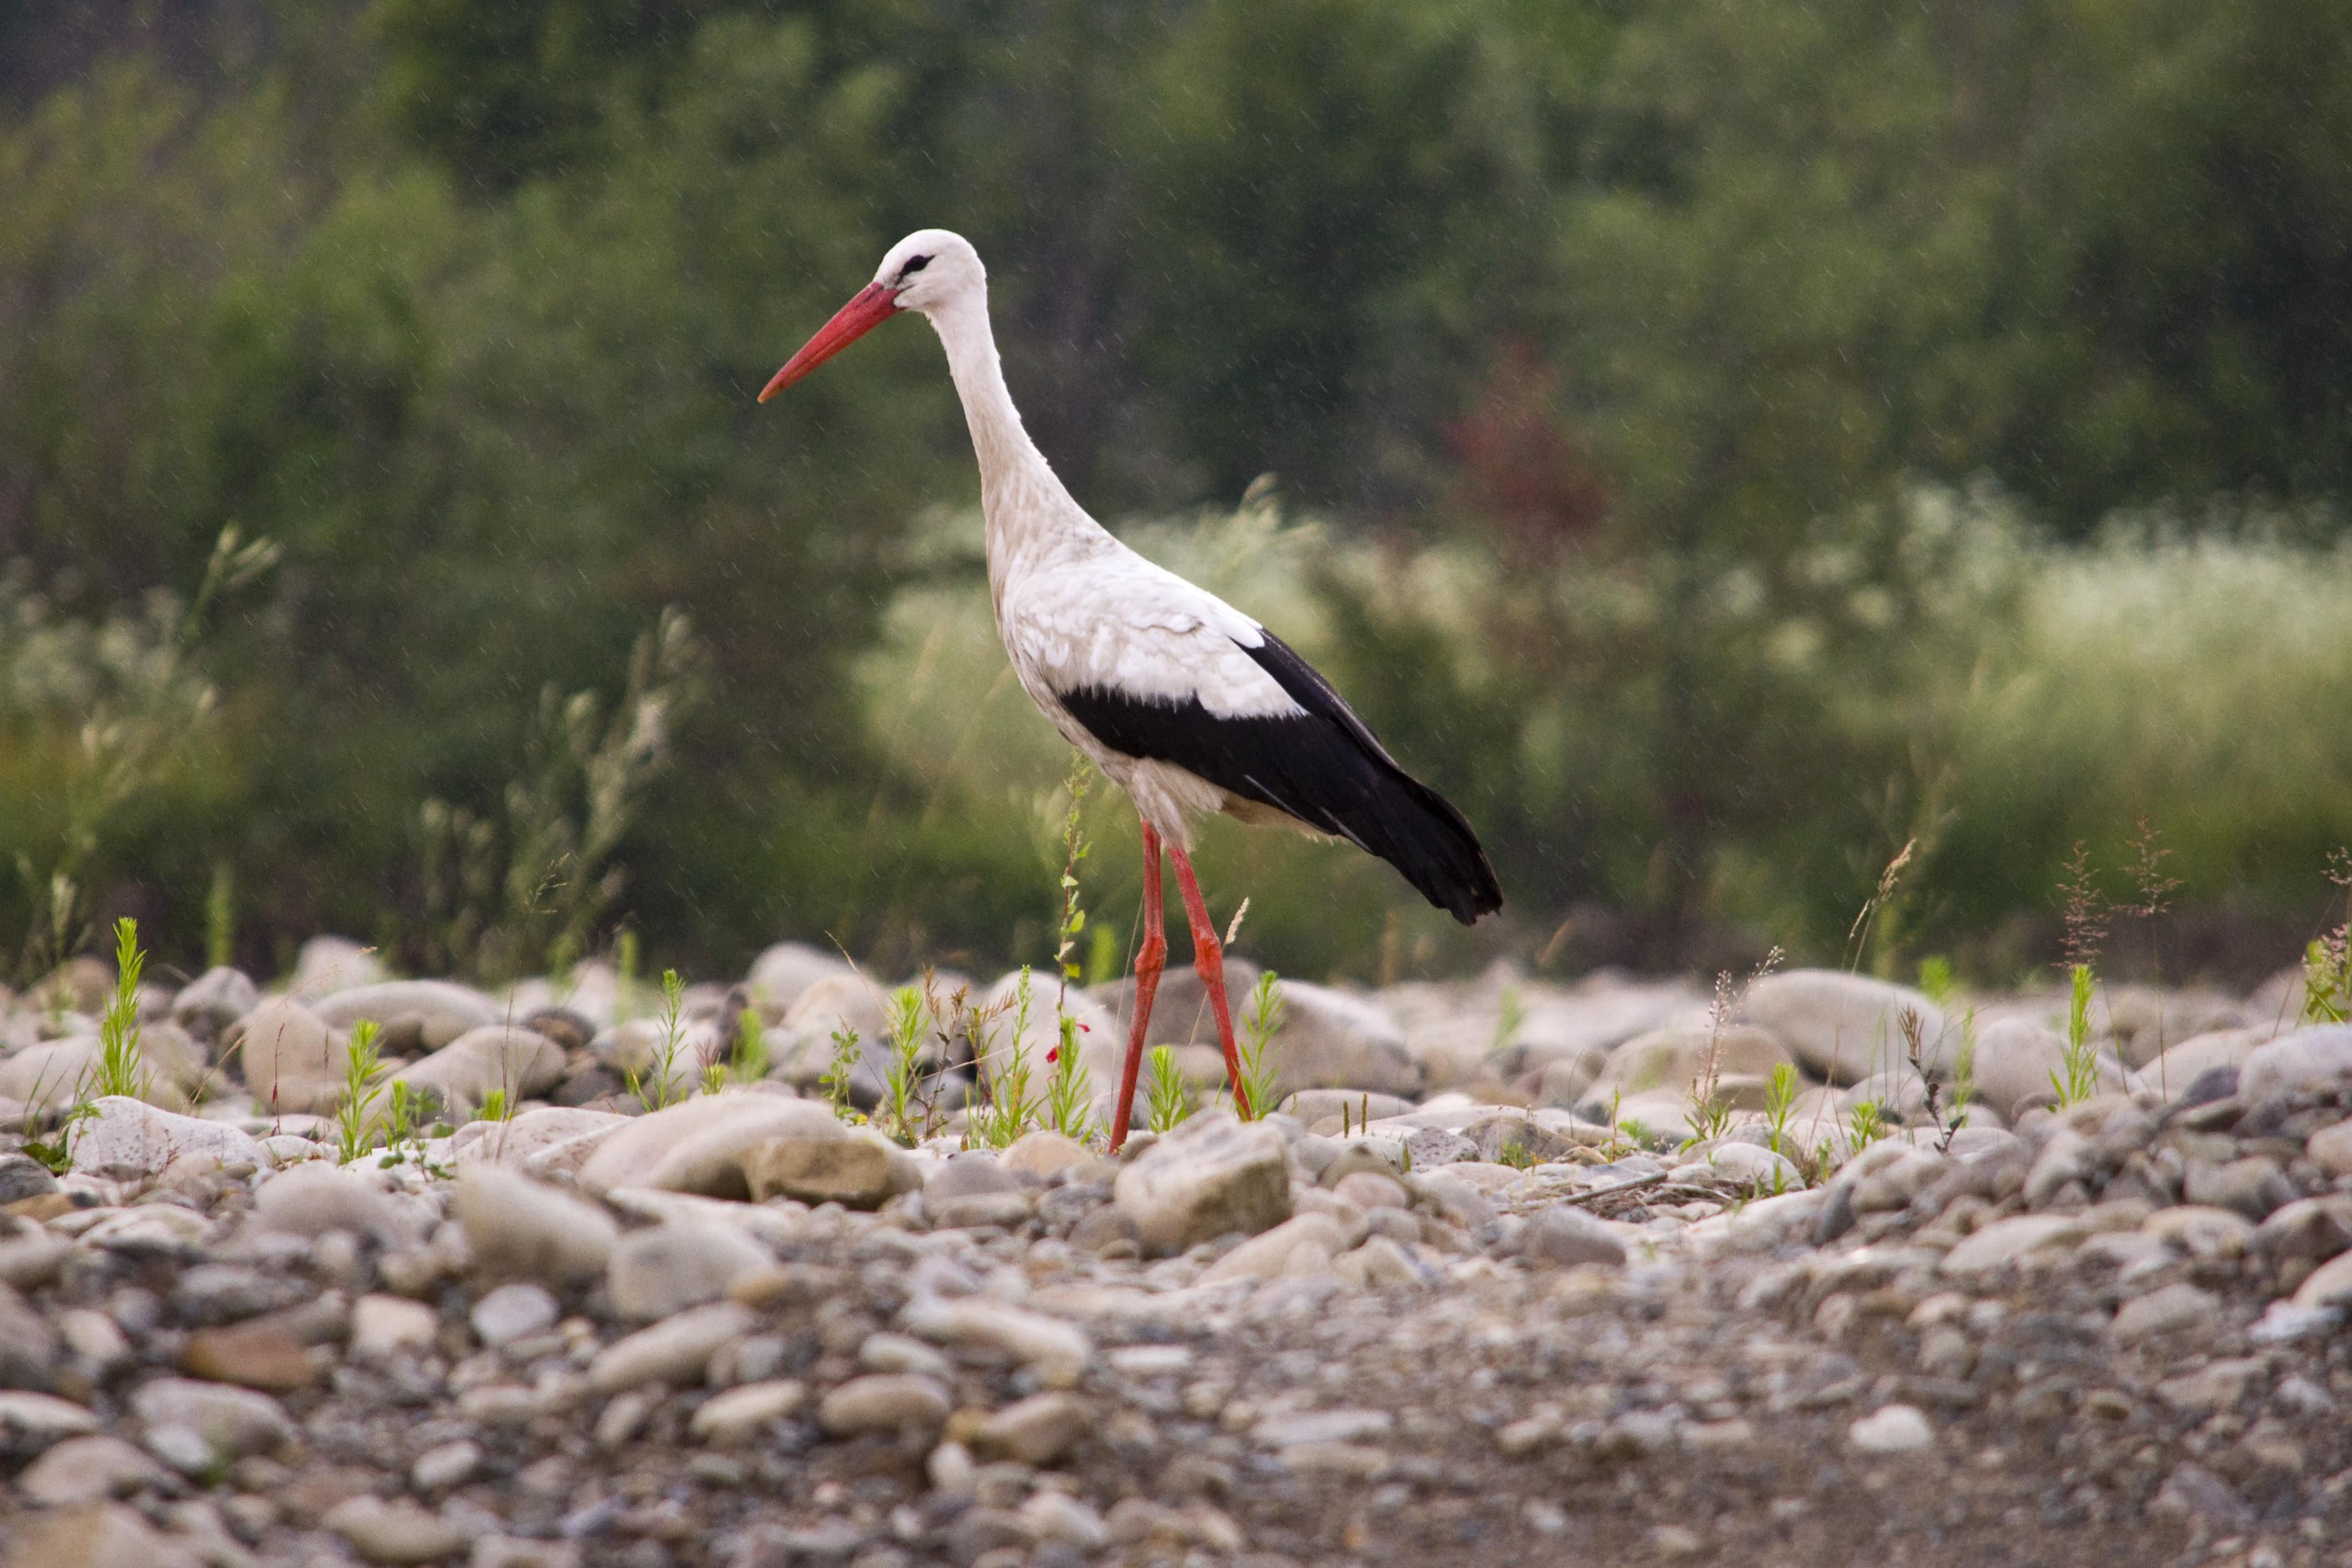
[761,227,1498,1144]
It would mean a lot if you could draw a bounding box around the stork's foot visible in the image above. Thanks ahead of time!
[1107,824,1168,1153]
[1168,846,1249,1119]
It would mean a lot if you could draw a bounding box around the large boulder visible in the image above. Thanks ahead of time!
[1586,1025,1794,1103]
[1263,982,1422,1100]
[1739,970,1952,1085]
[0,1028,205,1116]
[1964,1018,2129,1121]
[974,971,1125,1127]
[170,967,261,1041]
[288,936,386,1000]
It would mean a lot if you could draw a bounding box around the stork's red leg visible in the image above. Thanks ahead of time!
[1107,822,1167,1152]
[1168,847,1250,1118]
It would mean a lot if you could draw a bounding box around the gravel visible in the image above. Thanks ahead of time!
[8,957,2352,1566]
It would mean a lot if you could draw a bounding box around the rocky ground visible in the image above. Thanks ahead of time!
[4,937,2352,1568]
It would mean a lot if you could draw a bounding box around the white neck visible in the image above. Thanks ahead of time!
[923,292,1109,589]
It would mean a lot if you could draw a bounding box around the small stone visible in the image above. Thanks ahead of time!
[2181,1155,2293,1220]
[1516,1205,1627,1268]
[470,1282,560,1346]
[1938,1214,2084,1278]
[2142,1204,2255,1257]
[1249,1407,1394,1447]
[470,1539,582,1568]
[1330,1171,1408,1210]
[391,1025,566,1116]
[451,1167,618,1286]
[1402,1127,1477,1167]
[2152,1460,2255,1531]
[171,966,261,1037]
[251,1161,407,1241]
[180,1320,323,1391]
[744,1136,896,1208]
[412,1438,483,1491]
[0,1389,101,1458]
[1197,1213,1350,1285]
[130,1378,292,1468]
[1846,1403,1933,1454]
[1738,970,1951,1085]
[575,1095,848,1200]
[3,1501,196,1568]
[14,1434,169,1504]
[859,1332,955,1381]
[311,980,499,1049]
[351,1294,441,1358]
[586,1302,755,1394]
[1001,1130,1092,1180]
[1021,1490,1109,1550]
[1112,1112,1292,1254]
[689,1379,808,1444]
[2308,1118,2352,1178]
[899,1296,1091,1377]
[974,1392,1090,1465]
[2112,1282,2220,1346]
[0,1150,60,1204]
[2291,1249,2352,1310]
[606,1222,773,1322]
[927,1149,1017,1199]
[324,1495,471,1564]
[819,1373,952,1437]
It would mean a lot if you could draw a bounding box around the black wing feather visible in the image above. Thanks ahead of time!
[1056,631,1503,924]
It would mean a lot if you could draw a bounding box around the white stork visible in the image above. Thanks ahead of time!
[761,229,1501,1148]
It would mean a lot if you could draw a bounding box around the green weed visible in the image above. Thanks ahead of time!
[205,859,235,972]
[1234,970,1284,1121]
[1043,1012,1095,1142]
[969,969,1040,1149]
[732,1008,770,1082]
[2050,962,2103,1107]
[478,1087,512,1124]
[93,917,147,1101]
[1762,1061,1799,1163]
[821,1023,862,1121]
[334,1020,387,1164]
[626,968,691,1113]
[880,985,927,1144]
[1847,1098,1888,1150]
[2302,850,2351,1024]
[1143,1044,1191,1134]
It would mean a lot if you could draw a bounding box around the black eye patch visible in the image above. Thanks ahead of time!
[898,254,933,281]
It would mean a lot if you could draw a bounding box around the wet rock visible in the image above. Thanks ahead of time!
[65,1097,264,1181]
[451,1167,618,1286]
[818,1373,951,1437]
[1738,970,1950,1085]
[1113,1112,1291,1254]
[606,1222,772,1321]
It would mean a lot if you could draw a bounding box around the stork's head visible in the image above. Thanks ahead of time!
[759,229,982,402]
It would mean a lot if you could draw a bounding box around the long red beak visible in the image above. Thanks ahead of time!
[758,282,901,402]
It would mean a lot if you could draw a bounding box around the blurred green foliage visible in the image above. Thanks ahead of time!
[3,0,2351,987]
